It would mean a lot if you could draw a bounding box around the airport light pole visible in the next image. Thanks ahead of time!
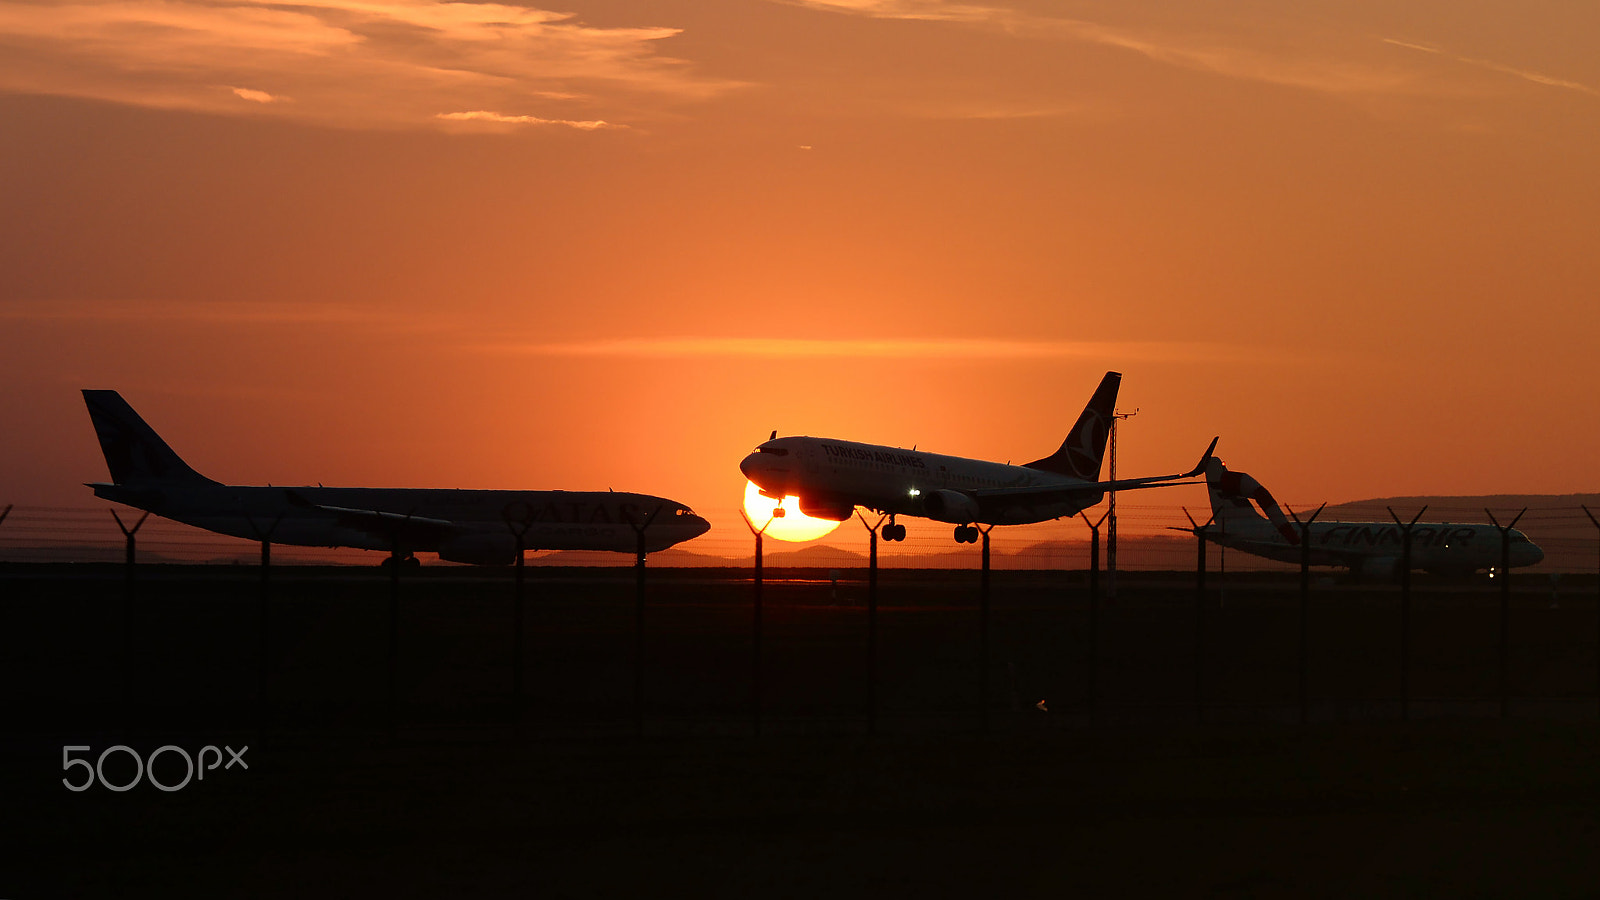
[1106,408,1137,598]
[1287,502,1326,725]
[856,510,887,736]
[1486,507,1526,720]
[1387,506,1427,721]
[1079,509,1109,723]
[741,507,778,736]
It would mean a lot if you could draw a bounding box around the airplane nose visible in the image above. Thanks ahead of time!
[740,452,787,491]
[691,515,712,538]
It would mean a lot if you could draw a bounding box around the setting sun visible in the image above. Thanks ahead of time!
[741,481,843,543]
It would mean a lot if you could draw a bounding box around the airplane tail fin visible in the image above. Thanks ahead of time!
[1206,458,1298,543]
[82,390,213,485]
[1023,371,1119,480]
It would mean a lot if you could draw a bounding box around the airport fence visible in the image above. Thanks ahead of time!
[3,501,1600,572]
[5,499,1600,736]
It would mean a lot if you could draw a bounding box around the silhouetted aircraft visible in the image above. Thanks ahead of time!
[739,371,1214,543]
[82,391,710,566]
[1187,458,1543,578]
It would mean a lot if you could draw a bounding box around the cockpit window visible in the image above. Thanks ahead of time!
[758,447,789,456]
[676,507,696,517]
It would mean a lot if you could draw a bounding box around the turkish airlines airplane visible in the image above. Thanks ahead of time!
[82,391,710,566]
[739,371,1215,543]
[1193,458,1544,578]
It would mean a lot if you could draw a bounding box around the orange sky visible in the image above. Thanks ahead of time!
[2,1,1598,552]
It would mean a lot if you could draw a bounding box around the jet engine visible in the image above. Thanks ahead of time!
[798,496,855,521]
[437,533,519,566]
[922,489,981,524]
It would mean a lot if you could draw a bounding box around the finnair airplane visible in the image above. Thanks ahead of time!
[82,391,710,566]
[739,372,1215,543]
[1192,458,1544,578]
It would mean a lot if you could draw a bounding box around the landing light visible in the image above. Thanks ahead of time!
[908,488,921,497]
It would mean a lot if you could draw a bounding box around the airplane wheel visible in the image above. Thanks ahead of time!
[403,555,422,569]
[886,524,905,542]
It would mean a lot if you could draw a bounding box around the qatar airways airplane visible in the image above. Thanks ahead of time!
[82,391,710,566]
[739,371,1215,543]
[1192,458,1543,578]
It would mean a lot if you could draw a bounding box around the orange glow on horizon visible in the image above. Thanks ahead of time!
[742,481,843,543]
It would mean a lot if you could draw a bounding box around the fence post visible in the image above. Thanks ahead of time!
[978,523,995,731]
[1080,510,1108,723]
[504,506,534,718]
[1485,508,1526,719]
[1388,506,1426,721]
[1183,508,1215,724]
[1287,503,1326,724]
[110,508,149,578]
[244,512,283,718]
[856,511,887,735]
[741,507,778,736]
[624,505,663,738]
[1583,505,1600,720]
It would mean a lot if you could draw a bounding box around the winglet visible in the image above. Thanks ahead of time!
[1180,437,1220,479]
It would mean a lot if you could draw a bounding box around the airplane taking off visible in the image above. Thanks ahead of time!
[82,391,710,566]
[1191,458,1543,578]
[739,371,1215,543]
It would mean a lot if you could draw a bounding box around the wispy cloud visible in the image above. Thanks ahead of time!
[479,336,1229,361]
[788,1,1576,99]
[231,87,282,104]
[1384,37,1599,97]
[436,111,623,130]
[0,1,741,128]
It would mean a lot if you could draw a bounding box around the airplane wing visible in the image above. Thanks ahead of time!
[285,491,460,545]
[970,437,1217,503]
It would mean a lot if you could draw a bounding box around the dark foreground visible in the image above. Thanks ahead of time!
[4,564,1599,896]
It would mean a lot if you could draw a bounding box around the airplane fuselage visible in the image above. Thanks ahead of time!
[740,436,1103,525]
[90,481,709,559]
[1203,519,1543,576]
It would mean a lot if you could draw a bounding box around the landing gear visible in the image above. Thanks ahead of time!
[381,553,422,570]
[882,517,906,542]
[954,525,979,544]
